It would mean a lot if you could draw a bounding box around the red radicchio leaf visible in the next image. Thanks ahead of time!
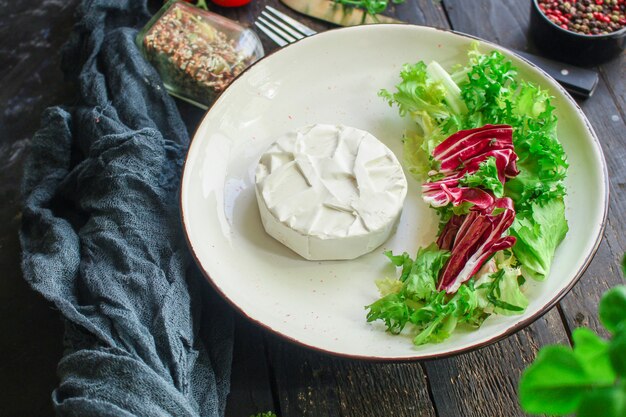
[433,124,515,173]
[424,185,496,212]
[422,125,519,208]
[437,214,464,250]
[437,197,517,293]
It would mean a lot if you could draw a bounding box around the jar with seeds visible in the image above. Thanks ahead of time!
[137,0,264,108]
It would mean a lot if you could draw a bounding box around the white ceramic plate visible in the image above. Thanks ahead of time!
[181,25,608,360]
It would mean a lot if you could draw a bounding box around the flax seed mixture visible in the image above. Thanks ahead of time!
[143,7,249,105]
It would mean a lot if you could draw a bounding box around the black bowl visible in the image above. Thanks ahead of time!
[529,0,625,66]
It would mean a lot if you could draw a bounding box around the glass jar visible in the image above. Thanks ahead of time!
[136,0,264,108]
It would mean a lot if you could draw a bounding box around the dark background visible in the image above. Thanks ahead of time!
[1,0,624,416]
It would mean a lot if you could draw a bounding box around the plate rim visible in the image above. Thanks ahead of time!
[179,24,610,361]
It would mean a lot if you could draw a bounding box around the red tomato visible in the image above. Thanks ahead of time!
[211,0,252,6]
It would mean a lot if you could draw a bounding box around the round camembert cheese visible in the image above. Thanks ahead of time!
[254,124,408,260]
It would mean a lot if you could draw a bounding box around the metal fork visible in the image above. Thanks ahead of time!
[254,6,317,47]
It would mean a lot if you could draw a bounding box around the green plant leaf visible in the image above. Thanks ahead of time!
[519,345,598,415]
[571,327,615,384]
[608,325,626,377]
[577,386,626,417]
[599,286,626,333]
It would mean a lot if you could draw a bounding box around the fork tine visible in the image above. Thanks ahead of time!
[254,21,289,47]
[261,11,305,40]
[266,6,317,37]
[257,16,298,44]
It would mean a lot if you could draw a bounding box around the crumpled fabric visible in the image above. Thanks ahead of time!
[19,0,233,415]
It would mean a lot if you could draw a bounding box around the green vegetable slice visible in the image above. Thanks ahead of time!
[510,199,568,281]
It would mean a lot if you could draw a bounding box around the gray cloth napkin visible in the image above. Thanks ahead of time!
[20,0,233,415]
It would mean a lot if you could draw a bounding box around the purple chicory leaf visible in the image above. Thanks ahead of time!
[437,197,516,293]
[433,124,516,174]
[437,214,464,250]
[423,185,496,212]
[422,125,519,209]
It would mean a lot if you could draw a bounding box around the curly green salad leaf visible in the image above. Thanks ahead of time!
[367,246,528,345]
[459,156,504,197]
[379,42,568,209]
[370,43,569,345]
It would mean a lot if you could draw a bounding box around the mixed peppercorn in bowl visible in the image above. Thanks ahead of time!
[530,0,625,65]
[536,0,625,35]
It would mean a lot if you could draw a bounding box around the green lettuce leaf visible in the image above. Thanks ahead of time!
[410,283,484,345]
[379,61,466,179]
[367,244,494,345]
[460,48,518,130]
[503,83,568,208]
[510,199,569,281]
[375,277,404,297]
[401,131,434,180]
[488,267,528,316]
[474,254,528,316]
[366,293,410,335]
[404,245,450,299]
[379,62,463,140]
[459,156,504,197]
[382,44,568,208]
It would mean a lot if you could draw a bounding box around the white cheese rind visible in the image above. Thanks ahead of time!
[255,124,407,260]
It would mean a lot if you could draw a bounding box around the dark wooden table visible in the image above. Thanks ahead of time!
[1,0,624,416]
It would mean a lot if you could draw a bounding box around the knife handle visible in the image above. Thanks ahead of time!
[513,50,599,98]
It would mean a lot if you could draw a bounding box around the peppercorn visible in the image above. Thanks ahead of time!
[538,0,626,34]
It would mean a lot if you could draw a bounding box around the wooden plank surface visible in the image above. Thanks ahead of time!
[443,0,532,50]
[266,335,437,417]
[424,310,569,417]
[391,0,449,27]
[599,59,625,118]
[557,76,626,337]
[225,318,277,417]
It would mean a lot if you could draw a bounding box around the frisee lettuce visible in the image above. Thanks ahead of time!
[366,245,527,345]
[380,42,568,209]
[459,156,504,197]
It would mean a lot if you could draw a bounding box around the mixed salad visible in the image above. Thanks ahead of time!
[366,43,569,346]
